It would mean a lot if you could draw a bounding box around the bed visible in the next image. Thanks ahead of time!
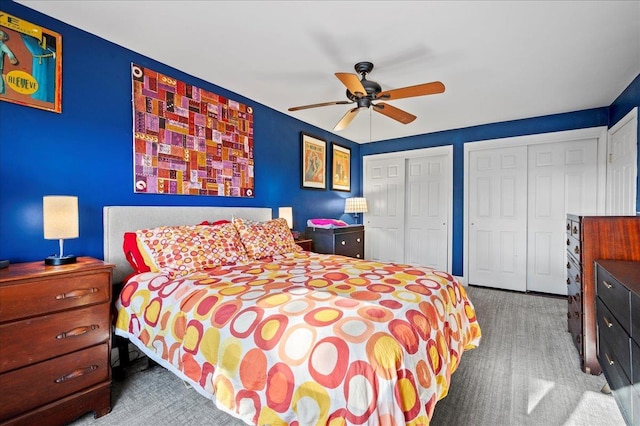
[105,206,481,425]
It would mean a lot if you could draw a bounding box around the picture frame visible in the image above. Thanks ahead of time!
[301,132,326,189]
[0,13,62,113]
[331,143,351,192]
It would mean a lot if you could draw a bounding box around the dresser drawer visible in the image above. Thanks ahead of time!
[566,217,580,238]
[632,292,640,343]
[334,232,364,259]
[0,271,110,322]
[597,298,632,381]
[566,256,581,299]
[0,343,109,422]
[597,264,632,335]
[566,233,581,263]
[0,303,110,373]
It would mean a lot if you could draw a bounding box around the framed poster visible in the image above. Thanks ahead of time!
[331,142,351,192]
[301,132,326,189]
[0,12,62,113]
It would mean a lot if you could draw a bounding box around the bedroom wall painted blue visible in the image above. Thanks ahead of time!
[1,1,638,279]
[0,1,361,265]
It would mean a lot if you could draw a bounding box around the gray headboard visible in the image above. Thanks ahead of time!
[103,206,272,284]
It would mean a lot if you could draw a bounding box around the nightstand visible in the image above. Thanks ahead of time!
[306,225,364,259]
[294,238,314,252]
[0,257,114,425]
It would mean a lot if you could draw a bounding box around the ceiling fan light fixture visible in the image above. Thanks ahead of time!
[289,62,443,131]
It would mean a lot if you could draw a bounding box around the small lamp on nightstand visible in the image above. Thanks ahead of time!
[279,206,300,239]
[43,195,79,265]
[344,197,368,224]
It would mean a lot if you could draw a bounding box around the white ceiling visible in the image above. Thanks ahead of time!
[17,0,640,143]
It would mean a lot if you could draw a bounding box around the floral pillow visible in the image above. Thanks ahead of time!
[135,222,248,278]
[233,217,301,259]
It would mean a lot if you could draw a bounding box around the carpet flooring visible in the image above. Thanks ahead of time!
[71,286,625,425]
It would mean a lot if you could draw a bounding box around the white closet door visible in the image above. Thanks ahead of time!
[405,155,449,271]
[364,157,406,263]
[527,139,598,295]
[468,146,528,291]
[606,109,638,215]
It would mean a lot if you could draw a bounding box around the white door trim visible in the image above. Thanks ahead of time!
[462,126,608,286]
[363,145,453,272]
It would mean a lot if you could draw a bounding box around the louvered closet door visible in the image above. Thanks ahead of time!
[468,146,528,292]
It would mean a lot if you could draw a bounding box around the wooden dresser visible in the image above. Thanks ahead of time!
[595,260,640,424]
[306,225,365,259]
[566,214,640,375]
[0,257,114,425]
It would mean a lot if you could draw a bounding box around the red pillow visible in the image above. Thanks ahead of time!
[199,219,231,226]
[123,232,152,275]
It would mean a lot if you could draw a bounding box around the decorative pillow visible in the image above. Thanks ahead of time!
[135,223,248,278]
[123,219,233,275]
[233,217,301,259]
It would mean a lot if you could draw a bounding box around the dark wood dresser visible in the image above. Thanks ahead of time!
[306,225,364,259]
[566,214,640,375]
[0,257,114,425]
[595,260,640,424]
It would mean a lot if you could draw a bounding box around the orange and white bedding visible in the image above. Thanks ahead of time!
[115,250,481,425]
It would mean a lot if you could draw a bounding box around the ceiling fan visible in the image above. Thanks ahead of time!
[288,61,445,131]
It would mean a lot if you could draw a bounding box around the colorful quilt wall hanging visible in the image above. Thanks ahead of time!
[131,63,254,197]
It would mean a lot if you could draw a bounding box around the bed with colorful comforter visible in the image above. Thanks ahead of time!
[112,214,481,426]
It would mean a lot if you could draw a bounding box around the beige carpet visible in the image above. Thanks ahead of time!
[72,286,625,426]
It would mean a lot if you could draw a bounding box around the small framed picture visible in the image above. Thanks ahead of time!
[331,143,351,192]
[301,132,326,189]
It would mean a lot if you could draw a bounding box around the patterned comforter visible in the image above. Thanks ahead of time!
[115,250,481,425]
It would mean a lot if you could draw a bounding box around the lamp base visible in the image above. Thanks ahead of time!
[45,255,77,266]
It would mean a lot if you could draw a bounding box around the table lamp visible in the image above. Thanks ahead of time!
[43,195,79,265]
[344,197,368,224]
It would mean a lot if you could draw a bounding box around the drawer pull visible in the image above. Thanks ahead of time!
[356,238,361,243]
[605,353,614,366]
[54,365,98,383]
[55,288,99,300]
[575,274,580,283]
[573,226,578,235]
[566,262,571,269]
[574,246,580,255]
[566,278,570,285]
[603,280,612,289]
[56,324,99,339]
[566,223,571,231]
[603,317,613,328]
[356,254,361,258]
[566,238,571,246]
[341,240,346,245]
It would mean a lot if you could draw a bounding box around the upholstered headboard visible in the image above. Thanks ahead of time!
[103,206,272,284]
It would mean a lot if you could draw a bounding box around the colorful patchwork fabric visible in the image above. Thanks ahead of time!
[134,223,248,278]
[233,217,301,259]
[115,251,481,425]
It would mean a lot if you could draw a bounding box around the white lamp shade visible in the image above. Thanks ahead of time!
[278,206,293,229]
[344,197,368,214]
[43,196,79,240]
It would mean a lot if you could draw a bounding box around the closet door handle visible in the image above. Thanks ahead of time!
[603,280,612,289]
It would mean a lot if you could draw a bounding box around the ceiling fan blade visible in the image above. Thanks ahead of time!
[373,102,416,124]
[288,100,353,112]
[335,73,367,97]
[333,107,360,131]
[377,81,445,101]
